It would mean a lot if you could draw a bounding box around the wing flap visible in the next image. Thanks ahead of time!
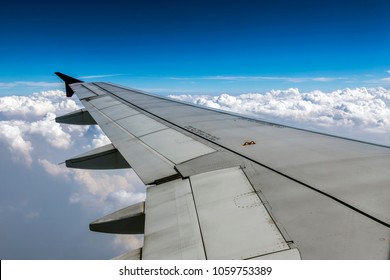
[190,166,292,259]
[143,179,206,259]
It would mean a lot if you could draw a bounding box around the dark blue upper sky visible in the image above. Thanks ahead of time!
[1,0,390,93]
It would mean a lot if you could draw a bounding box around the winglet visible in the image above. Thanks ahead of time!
[55,72,83,97]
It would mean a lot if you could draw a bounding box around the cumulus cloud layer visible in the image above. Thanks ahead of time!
[0,90,143,206]
[37,158,145,253]
[38,159,144,211]
[0,91,83,166]
[0,121,34,165]
[170,87,390,144]
[0,90,144,256]
[0,90,78,119]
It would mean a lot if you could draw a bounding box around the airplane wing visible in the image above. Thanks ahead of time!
[55,72,390,260]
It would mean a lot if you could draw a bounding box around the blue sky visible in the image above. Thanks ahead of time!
[1,0,390,260]
[1,0,390,95]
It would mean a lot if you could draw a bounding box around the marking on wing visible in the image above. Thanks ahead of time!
[242,140,256,146]
[233,192,263,208]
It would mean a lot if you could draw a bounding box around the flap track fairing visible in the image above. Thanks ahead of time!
[66,144,130,170]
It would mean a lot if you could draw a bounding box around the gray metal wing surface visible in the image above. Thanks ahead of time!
[55,73,390,260]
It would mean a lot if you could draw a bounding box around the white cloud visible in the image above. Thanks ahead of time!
[0,94,56,118]
[38,159,144,206]
[0,116,74,165]
[39,156,144,209]
[37,158,145,213]
[29,113,73,149]
[72,170,130,198]
[0,89,145,216]
[0,89,145,258]
[0,90,79,119]
[69,169,145,211]
[104,189,146,213]
[66,124,89,135]
[81,131,110,150]
[0,121,34,166]
[0,91,84,165]
[38,159,70,178]
[113,235,143,252]
[91,129,111,148]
